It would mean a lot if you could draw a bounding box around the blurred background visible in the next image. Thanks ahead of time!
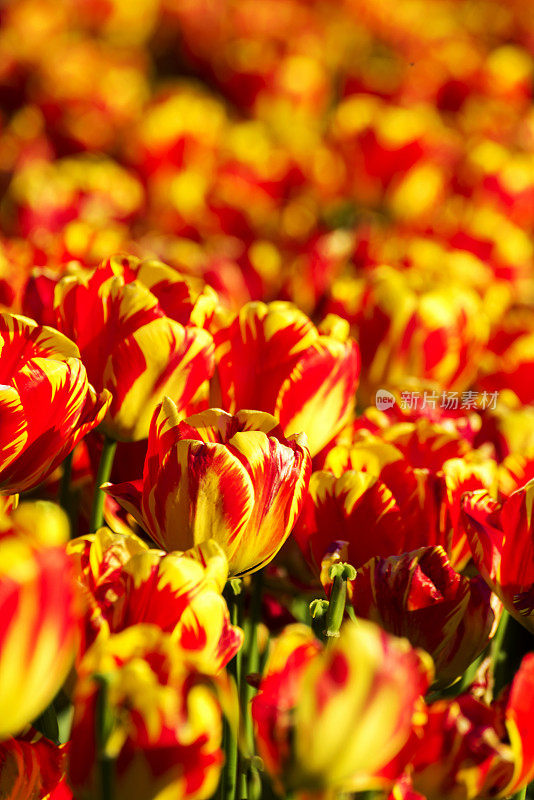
[0,0,533,405]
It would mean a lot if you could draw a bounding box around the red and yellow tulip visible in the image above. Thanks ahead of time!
[67,528,243,670]
[351,546,499,685]
[252,620,433,797]
[478,307,534,406]
[104,401,311,576]
[327,265,489,404]
[0,313,111,494]
[411,654,534,799]
[68,625,236,800]
[0,502,80,739]
[295,419,498,575]
[53,261,215,441]
[211,301,360,455]
[294,467,404,575]
[101,254,219,329]
[462,479,534,631]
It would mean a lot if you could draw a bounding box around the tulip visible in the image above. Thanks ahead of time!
[211,301,360,455]
[252,620,433,797]
[68,625,236,800]
[0,312,111,494]
[295,420,498,575]
[473,391,534,461]
[478,307,534,405]
[462,479,534,631]
[104,401,311,576]
[101,254,219,329]
[22,255,218,333]
[53,260,215,441]
[326,265,488,404]
[12,155,143,245]
[0,502,80,739]
[352,546,498,685]
[294,468,404,574]
[411,653,534,799]
[67,528,243,669]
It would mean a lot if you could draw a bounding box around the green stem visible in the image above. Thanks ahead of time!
[216,722,228,800]
[511,788,526,800]
[96,677,114,800]
[222,583,243,800]
[59,450,73,509]
[59,450,75,536]
[90,436,117,533]
[326,574,346,637]
[491,609,511,695]
[325,564,356,638]
[241,572,264,800]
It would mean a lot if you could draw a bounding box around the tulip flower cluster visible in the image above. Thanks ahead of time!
[1,1,534,800]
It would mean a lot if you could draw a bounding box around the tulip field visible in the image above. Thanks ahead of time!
[2,0,534,798]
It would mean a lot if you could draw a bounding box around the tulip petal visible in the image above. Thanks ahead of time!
[0,385,28,476]
[0,313,80,383]
[276,336,360,455]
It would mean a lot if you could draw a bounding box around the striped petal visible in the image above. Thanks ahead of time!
[225,428,310,574]
[55,266,215,442]
[103,319,214,441]
[123,549,243,671]
[0,313,80,382]
[440,456,499,571]
[212,301,317,414]
[276,331,360,456]
[1,357,110,493]
[463,481,534,631]
[103,254,219,327]
[105,402,311,576]
[54,272,162,385]
[295,621,432,793]
[212,302,360,455]
[0,729,66,800]
[352,546,496,685]
[294,470,404,574]
[504,653,534,793]
[0,386,28,477]
[411,696,515,800]
[0,525,80,739]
